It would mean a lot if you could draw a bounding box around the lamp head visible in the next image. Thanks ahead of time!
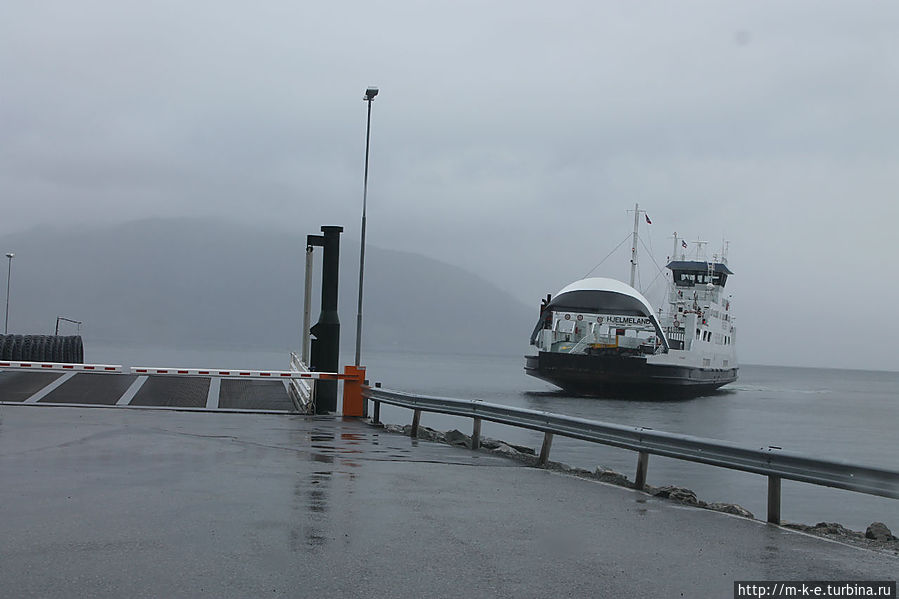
[365,87,379,100]
[5,253,13,259]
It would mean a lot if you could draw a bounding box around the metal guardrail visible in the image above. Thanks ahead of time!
[364,387,899,524]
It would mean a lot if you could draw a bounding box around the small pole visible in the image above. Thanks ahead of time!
[302,244,313,364]
[471,418,482,450]
[4,252,13,335]
[634,451,650,490]
[355,87,379,367]
[372,400,381,425]
[767,475,782,524]
[538,432,553,466]
[410,409,421,438]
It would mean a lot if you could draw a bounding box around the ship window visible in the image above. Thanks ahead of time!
[673,268,729,287]
[675,272,696,286]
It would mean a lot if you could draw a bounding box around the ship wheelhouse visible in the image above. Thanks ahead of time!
[667,260,733,289]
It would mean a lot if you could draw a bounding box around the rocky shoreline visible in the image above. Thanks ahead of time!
[379,423,899,555]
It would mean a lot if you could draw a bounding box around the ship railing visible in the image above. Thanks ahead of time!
[362,386,899,525]
[566,335,596,354]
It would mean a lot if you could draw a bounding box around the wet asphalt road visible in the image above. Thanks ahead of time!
[0,405,895,598]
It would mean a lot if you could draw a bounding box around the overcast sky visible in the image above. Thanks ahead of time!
[2,1,898,371]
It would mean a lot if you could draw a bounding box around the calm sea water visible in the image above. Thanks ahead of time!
[88,344,899,532]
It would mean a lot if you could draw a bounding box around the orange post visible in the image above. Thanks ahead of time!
[341,365,366,417]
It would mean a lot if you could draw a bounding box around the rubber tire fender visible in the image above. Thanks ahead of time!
[11,335,24,361]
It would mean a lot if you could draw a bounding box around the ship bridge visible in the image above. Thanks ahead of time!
[666,260,733,288]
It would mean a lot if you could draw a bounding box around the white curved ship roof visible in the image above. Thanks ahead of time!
[555,277,657,317]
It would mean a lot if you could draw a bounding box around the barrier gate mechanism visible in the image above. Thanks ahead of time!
[0,359,366,416]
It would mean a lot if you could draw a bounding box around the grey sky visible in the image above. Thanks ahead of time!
[2,1,898,370]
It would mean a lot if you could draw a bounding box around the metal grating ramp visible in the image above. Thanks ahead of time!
[40,373,138,405]
[219,379,294,411]
[0,372,65,402]
[130,375,210,408]
[0,371,298,414]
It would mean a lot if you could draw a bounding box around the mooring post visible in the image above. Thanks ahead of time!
[411,409,421,438]
[471,418,482,450]
[634,451,650,490]
[538,432,553,467]
[307,226,343,414]
[767,475,782,524]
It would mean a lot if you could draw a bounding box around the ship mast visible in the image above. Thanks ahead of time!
[630,202,640,287]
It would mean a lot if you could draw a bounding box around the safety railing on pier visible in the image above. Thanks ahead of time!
[363,386,899,524]
[288,352,314,412]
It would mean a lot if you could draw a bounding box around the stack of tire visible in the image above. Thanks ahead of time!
[0,335,84,364]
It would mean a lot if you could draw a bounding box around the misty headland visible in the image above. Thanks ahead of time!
[0,218,535,358]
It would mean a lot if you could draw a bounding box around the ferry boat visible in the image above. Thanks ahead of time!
[524,206,738,396]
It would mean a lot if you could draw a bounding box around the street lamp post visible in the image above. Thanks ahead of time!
[354,86,378,367]
[4,252,14,334]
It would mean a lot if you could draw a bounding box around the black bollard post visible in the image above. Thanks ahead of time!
[307,225,343,414]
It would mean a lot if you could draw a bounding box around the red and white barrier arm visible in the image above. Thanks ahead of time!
[129,367,351,380]
[0,361,123,372]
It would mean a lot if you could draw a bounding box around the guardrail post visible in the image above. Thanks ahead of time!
[371,382,381,424]
[634,451,650,490]
[538,432,553,466]
[362,379,369,418]
[471,418,481,450]
[767,475,781,524]
[411,409,421,438]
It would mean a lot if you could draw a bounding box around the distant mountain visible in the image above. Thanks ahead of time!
[0,218,535,357]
